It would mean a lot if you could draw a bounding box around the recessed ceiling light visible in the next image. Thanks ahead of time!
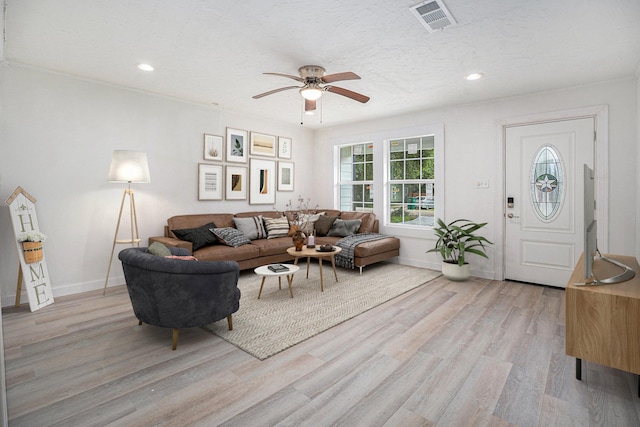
[465,72,483,81]
[137,63,154,71]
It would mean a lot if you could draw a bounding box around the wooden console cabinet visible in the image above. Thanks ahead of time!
[565,254,640,394]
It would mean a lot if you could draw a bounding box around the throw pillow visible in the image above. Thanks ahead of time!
[172,222,218,251]
[264,216,290,239]
[315,215,338,236]
[233,216,267,240]
[298,212,324,235]
[147,241,172,257]
[327,219,362,237]
[211,227,251,247]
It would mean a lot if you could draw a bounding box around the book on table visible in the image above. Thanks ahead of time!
[268,264,289,273]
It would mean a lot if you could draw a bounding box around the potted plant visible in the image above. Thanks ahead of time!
[17,231,48,264]
[427,218,492,281]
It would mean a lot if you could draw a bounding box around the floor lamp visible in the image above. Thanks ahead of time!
[104,150,150,294]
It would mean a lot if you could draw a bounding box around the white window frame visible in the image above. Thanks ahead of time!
[336,142,374,212]
[383,125,444,235]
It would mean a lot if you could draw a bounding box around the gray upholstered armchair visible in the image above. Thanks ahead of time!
[118,247,241,350]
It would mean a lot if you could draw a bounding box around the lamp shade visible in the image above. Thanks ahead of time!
[107,150,150,183]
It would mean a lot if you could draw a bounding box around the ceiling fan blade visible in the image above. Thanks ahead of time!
[325,86,370,103]
[305,99,316,111]
[321,71,361,83]
[252,86,300,99]
[263,72,305,83]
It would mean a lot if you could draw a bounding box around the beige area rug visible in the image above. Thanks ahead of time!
[203,262,441,360]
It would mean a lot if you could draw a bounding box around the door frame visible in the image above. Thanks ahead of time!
[495,105,609,281]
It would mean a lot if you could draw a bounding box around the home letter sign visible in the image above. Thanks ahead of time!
[5,186,54,311]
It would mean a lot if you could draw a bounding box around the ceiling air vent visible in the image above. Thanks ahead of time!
[410,0,457,33]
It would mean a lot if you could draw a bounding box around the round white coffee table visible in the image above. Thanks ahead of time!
[254,264,300,299]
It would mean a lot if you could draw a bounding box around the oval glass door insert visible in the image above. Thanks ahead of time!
[530,145,564,221]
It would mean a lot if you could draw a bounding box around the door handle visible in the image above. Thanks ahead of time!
[507,213,519,219]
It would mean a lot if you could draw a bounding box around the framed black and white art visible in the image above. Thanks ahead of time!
[198,164,223,200]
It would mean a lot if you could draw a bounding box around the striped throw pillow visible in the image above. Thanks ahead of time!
[210,227,251,247]
[264,216,290,239]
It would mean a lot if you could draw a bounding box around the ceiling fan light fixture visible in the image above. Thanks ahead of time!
[300,86,323,100]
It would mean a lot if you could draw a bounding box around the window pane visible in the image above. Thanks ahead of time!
[422,158,435,179]
[390,161,404,180]
[389,203,406,224]
[364,185,373,202]
[365,163,373,180]
[353,163,365,181]
[352,184,364,202]
[406,159,420,179]
[389,140,404,160]
[406,138,420,159]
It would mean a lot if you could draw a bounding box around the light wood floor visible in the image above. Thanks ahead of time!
[3,272,640,426]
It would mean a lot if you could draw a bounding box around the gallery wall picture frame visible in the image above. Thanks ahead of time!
[278,161,295,192]
[226,127,248,163]
[203,134,223,161]
[198,163,223,200]
[278,136,292,159]
[249,158,276,204]
[250,132,277,157]
[225,165,247,200]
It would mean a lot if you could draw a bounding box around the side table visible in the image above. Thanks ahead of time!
[254,264,300,299]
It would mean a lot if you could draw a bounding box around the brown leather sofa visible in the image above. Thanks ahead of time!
[149,210,400,273]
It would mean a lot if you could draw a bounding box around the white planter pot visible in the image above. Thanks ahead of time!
[441,261,470,281]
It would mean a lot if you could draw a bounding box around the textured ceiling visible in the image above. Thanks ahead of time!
[4,0,640,129]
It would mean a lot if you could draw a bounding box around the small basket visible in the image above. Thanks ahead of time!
[22,241,43,264]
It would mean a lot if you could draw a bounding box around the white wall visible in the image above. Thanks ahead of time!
[637,69,640,261]
[315,78,638,278]
[1,64,637,302]
[0,63,315,305]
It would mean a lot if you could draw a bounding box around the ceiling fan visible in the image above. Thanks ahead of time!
[252,65,370,112]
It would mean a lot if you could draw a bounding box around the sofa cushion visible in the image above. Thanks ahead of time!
[194,242,259,262]
[340,211,376,233]
[327,219,362,237]
[172,222,218,251]
[233,216,267,240]
[315,215,338,236]
[168,214,234,233]
[211,227,251,247]
[264,216,290,239]
[250,237,294,257]
[147,241,172,257]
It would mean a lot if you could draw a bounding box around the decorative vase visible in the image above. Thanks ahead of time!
[441,261,470,281]
[292,231,305,251]
[22,241,43,264]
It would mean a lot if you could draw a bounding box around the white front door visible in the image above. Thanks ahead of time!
[505,118,594,287]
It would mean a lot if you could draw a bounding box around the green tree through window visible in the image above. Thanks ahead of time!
[388,135,435,226]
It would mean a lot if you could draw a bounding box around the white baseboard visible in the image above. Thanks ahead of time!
[1,275,126,308]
